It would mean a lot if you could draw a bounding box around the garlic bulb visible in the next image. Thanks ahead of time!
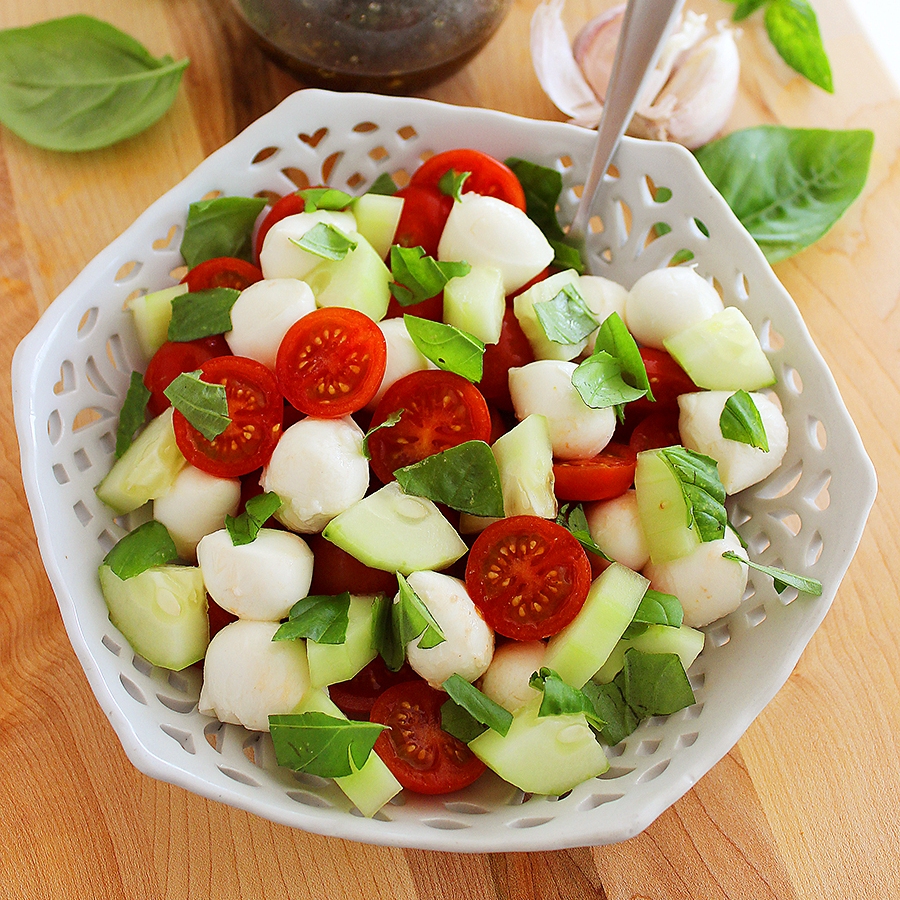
[531,0,740,149]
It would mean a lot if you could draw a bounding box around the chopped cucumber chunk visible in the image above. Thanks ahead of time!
[593,624,706,683]
[125,283,188,360]
[307,594,379,688]
[443,265,505,345]
[512,268,586,361]
[350,193,403,259]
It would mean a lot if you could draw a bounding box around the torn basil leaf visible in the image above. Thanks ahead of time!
[533,284,598,344]
[620,649,695,718]
[571,350,648,413]
[102,520,178,580]
[396,573,445,650]
[580,680,637,746]
[225,492,282,545]
[403,315,485,383]
[528,668,604,730]
[622,589,683,640]
[115,371,150,458]
[720,390,769,450]
[442,674,512,737]
[658,446,727,543]
[556,502,611,560]
[440,696,488,743]
[722,551,823,595]
[362,409,404,461]
[367,172,398,196]
[373,592,404,672]
[291,222,358,260]
[163,371,230,441]
[297,187,353,212]
[594,312,653,400]
[438,168,470,201]
[167,287,240,342]
[389,245,470,307]
[180,195,267,267]
[273,592,352,644]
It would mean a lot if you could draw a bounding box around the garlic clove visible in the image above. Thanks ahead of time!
[571,4,625,105]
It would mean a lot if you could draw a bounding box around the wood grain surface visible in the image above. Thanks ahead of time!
[1,0,898,897]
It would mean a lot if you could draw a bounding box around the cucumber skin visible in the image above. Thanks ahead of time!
[306,595,379,688]
[351,193,403,260]
[125,283,187,360]
[443,265,505,345]
[492,414,557,519]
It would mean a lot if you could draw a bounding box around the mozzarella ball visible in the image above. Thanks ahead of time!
[438,193,554,294]
[198,619,310,731]
[225,278,316,369]
[478,640,546,713]
[261,417,369,533]
[584,490,650,571]
[508,359,616,460]
[402,570,494,688]
[365,317,433,411]
[678,390,789,494]
[624,267,724,349]
[197,527,314,621]
[578,275,629,355]
[152,465,241,560]
[259,209,357,280]
[643,528,749,628]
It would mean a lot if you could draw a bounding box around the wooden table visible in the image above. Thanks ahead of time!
[2,0,898,896]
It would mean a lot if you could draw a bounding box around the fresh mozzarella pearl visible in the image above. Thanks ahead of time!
[584,490,649,571]
[197,527,314,621]
[578,274,629,355]
[437,193,554,294]
[678,390,789,493]
[365,317,433,411]
[225,278,316,369]
[624,267,724,349]
[479,640,546,713]
[261,417,369,533]
[198,619,310,732]
[152,465,241,560]
[259,210,357,280]
[643,529,748,627]
[508,359,616,460]
[402,570,494,688]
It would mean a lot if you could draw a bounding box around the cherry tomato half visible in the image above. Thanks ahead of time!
[306,533,399,597]
[627,347,697,419]
[370,681,486,794]
[329,657,418,720]
[628,408,682,453]
[552,442,637,502]
[366,370,493,483]
[409,149,527,210]
[143,335,232,417]
[181,257,263,292]
[276,307,387,418]
[391,183,454,260]
[254,192,307,261]
[465,515,592,640]
[172,356,283,478]
[478,306,535,412]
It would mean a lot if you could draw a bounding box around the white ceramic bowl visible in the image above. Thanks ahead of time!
[12,89,876,851]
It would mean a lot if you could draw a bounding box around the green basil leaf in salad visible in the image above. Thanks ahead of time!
[528,668,604,730]
[296,187,353,212]
[720,390,769,450]
[167,287,240,342]
[273,593,352,644]
[180,195,267,268]
[533,284,599,344]
[439,168,470,201]
[594,313,653,399]
[440,696,488,743]
[402,314,485,383]
[555,502,611,561]
[722,550,823,595]
[657,446,728,543]
[269,712,386,778]
[102,520,178,580]
[394,440,504,518]
[580,680,638,746]
[362,409,404,461]
[442,674,513,737]
[571,350,647,414]
[372,592,403,671]
[115,371,150,458]
[225,491,283,546]
[291,222,358,260]
[367,172,398,196]
[620,649,695,718]
[728,0,768,20]
[163,370,230,441]
[390,245,470,307]
[396,573,445,650]
[694,126,873,263]
[0,15,188,152]
[622,589,684,640]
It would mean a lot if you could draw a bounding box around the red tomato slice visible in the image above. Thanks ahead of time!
[143,335,232,417]
[370,681,486,794]
[552,442,637,502]
[306,533,399,597]
[276,307,387,418]
[254,192,307,261]
[629,409,682,453]
[409,149,526,210]
[392,183,453,260]
[172,356,283,478]
[627,347,697,419]
[329,657,418,720]
[181,257,263,292]
[465,515,592,640]
[207,597,238,639]
[366,369,493,484]
[479,305,535,411]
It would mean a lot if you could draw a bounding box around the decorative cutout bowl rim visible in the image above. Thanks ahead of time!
[12,89,877,850]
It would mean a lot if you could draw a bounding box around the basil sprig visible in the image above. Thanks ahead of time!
[225,492,283,545]
[533,284,599,344]
[163,371,230,441]
[441,674,513,738]
[115,372,150,458]
[273,593,352,644]
[180,196,267,268]
[403,315,485,383]
[291,222,358,260]
[167,287,240,342]
[657,446,727,543]
[389,246,470,307]
[0,15,188,152]
[102,521,178,580]
[722,551,823,595]
[720,390,769,450]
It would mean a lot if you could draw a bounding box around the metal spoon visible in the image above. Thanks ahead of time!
[568,0,686,245]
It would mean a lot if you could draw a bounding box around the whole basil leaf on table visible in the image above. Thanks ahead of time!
[0,15,188,152]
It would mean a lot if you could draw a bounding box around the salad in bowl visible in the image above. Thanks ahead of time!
[12,89,875,850]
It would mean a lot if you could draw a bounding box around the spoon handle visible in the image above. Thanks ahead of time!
[569,0,685,242]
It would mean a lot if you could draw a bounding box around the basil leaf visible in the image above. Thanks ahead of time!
[102,520,178,580]
[549,238,586,275]
[167,287,240,341]
[728,0,768,20]
[373,592,404,672]
[594,313,653,399]
[621,649,695,718]
[163,371,230,441]
[362,409,404,461]
[115,371,150,458]
[0,15,188,152]
[225,492,283,545]
[291,222,358,260]
[442,674,513,736]
[269,712,386,778]
[571,350,647,412]
[390,246,470,307]
[694,126,873,263]
[297,187,353,212]
[622,589,683,639]
[556,502,611,560]
[720,390,769,450]
[180,196,267,268]
[394,441,504,518]
[403,315,485,383]
[397,573,445,650]
[438,168,470,201]
[273,593,352,644]
[528,668,604,730]
[504,157,565,238]
[722,550,823,595]
[367,172,398,196]
[765,0,832,92]
[581,680,637,746]
[658,446,727,543]
[440,697,488,743]
[533,284,599,344]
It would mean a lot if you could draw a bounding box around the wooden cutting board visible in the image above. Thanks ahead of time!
[1,0,898,897]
